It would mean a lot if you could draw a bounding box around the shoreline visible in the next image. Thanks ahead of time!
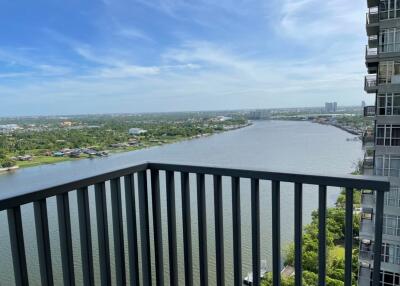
[270,118,363,137]
[1,122,252,173]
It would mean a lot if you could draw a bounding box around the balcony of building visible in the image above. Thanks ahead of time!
[359,239,374,263]
[360,208,375,237]
[0,162,390,286]
[365,45,379,74]
[364,105,376,117]
[366,10,379,36]
[367,0,379,8]
[363,153,375,172]
[362,190,376,207]
[368,35,379,50]
[362,128,375,145]
[358,264,373,286]
[365,75,378,93]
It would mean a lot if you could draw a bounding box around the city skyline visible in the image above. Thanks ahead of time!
[1,0,369,115]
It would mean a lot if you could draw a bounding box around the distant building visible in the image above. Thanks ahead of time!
[247,110,270,120]
[129,128,147,135]
[324,102,337,113]
[361,101,366,108]
[0,124,21,133]
[60,121,73,127]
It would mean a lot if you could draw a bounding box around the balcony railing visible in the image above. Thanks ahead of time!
[365,75,377,87]
[364,106,376,117]
[0,162,389,286]
[365,45,378,58]
[359,249,373,261]
[360,217,375,235]
[362,192,376,206]
[366,11,379,25]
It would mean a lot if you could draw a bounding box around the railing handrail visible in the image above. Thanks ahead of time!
[148,162,389,189]
[365,45,378,56]
[0,161,390,211]
[366,10,379,24]
[0,162,148,211]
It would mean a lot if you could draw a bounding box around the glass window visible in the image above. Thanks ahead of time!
[378,95,386,115]
[375,155,400,177]
[375,124,400,146]
[380,0,400,19]
[385,187,400,206]
[393,93,400,114]
[392,125,400,145]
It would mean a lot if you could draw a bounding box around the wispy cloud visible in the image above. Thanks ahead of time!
[116,27,153,42]
[0,0,368,115]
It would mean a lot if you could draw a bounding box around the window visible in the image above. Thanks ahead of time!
[376,124,400,146]
[369,270,400,285]
[375,155,400,177]
[380,28,400,52]
[378,61,400,84]
[377,93,400,115]
[383,215,400,236]
[381,243,400,264]
[380,0,400,19]
[384,187,400,207]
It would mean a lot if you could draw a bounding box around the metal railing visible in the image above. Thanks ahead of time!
[362,192,376,206]
[366,11,379,25]
[365,45,378,57]
[364,106,376,117]
[0,162,390,286]
[365,75,378,89]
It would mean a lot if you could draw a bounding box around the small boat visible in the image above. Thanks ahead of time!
[0,165,19,173]
[243,260,268,285]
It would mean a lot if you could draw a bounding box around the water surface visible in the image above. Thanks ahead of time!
[0,121,363,285]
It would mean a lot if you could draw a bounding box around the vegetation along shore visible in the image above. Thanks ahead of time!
[0,112,249,171]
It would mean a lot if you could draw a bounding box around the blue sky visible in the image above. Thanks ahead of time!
[0,0,369,116]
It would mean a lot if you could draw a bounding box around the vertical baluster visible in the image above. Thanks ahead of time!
[94,182,111,286]
[214,175,225,286]
[34,199,53,286]
[232,177,242,286]
[344,188,353,286]
[110,178,126,286]
[166,171,178,286]
[318,185,327,286]
[138,170,152,286]
[197,173,208,286]
[372,190,385,285]
[181,172,193,286]
[272,180,281,286]
[294,183,303,286]
[77,187,94,286]
[151,169,164,286]
[56,193,75,286]
[7,206,29,286]
[251,178,260,286]
[124,174,140,286]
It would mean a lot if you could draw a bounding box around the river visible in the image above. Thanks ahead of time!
[0,120,363,285]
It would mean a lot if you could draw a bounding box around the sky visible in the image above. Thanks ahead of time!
[0,0,370,116]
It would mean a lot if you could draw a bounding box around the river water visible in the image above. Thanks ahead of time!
[0,120,363,285]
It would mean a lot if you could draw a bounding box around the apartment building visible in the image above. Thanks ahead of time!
[361,0,400,285]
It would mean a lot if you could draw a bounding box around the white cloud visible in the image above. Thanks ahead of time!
[277,0,365,41]
[116,27,153,42]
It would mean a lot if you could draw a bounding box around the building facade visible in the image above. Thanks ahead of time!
[360,0,400,285]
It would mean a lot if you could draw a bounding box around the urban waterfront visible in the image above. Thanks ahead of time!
[0,120,364,285]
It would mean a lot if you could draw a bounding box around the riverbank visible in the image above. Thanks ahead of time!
[3,122,252,171]
[270,114,372,137]
[0,120,364,286]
